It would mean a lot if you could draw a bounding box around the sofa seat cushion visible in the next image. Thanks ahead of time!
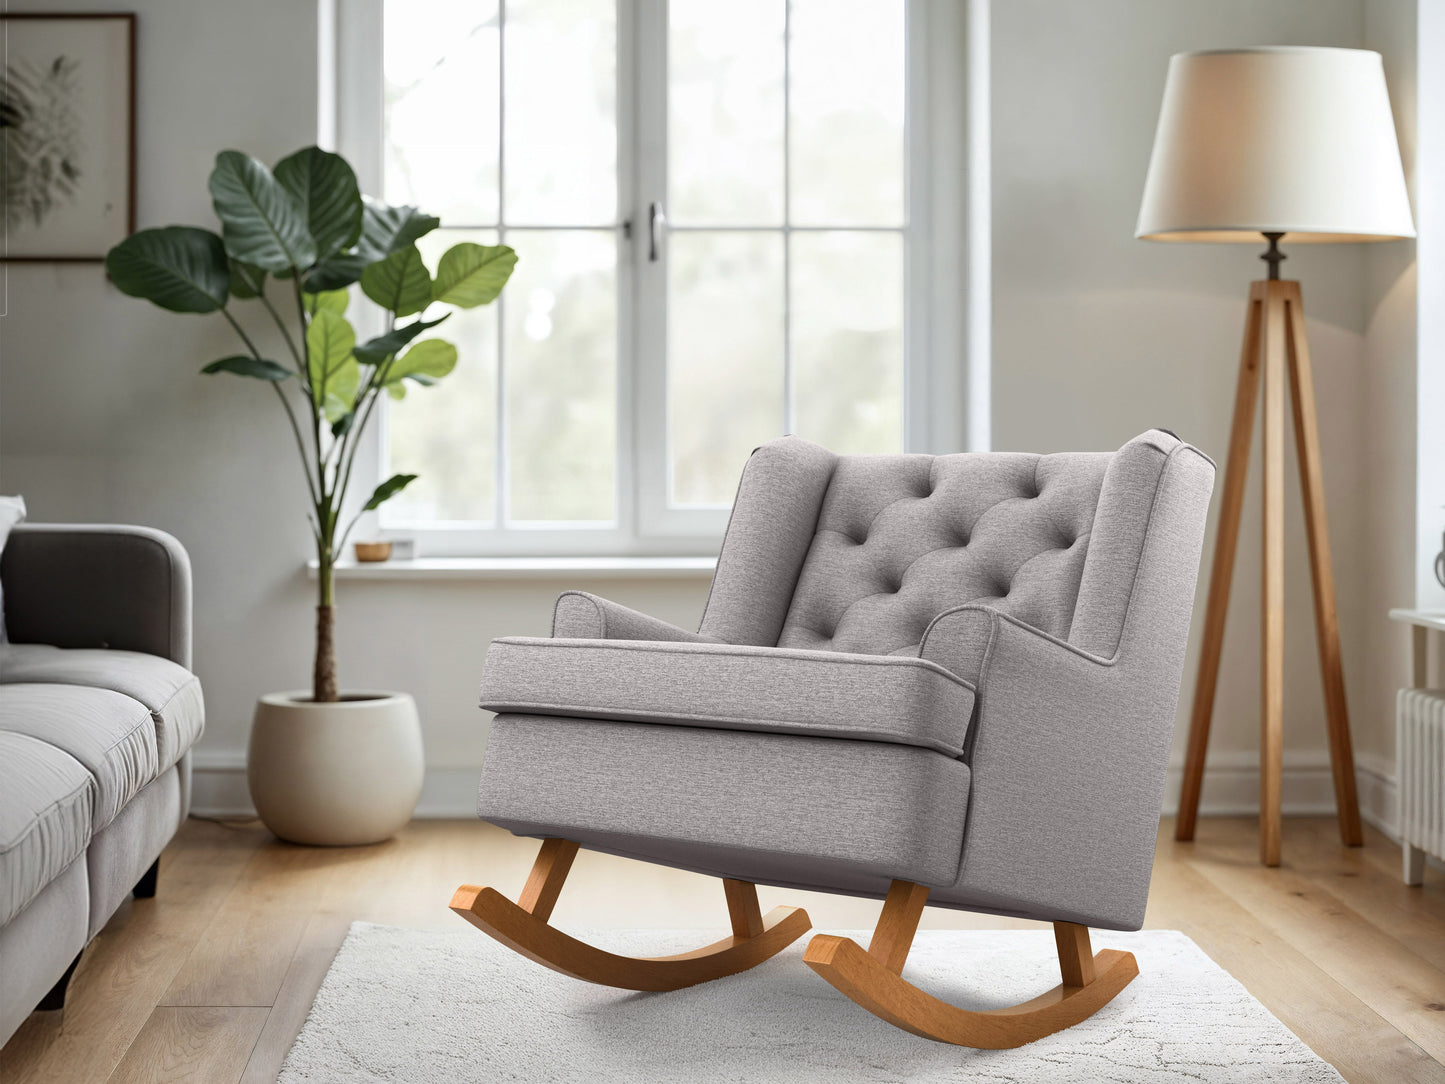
[480,637,977,757]
[479,714,971,889]
[0,684,159,831]
[0,731,94,925]
[0,644,203,770]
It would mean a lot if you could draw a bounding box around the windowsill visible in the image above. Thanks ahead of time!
[308,556,717,581]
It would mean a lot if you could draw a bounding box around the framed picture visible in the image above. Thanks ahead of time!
[1,13,136,262]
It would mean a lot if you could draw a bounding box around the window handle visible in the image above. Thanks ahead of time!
[648,200,666,262]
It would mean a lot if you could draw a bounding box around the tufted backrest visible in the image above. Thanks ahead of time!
[776,452,1108,657]
[698,430,1190,669]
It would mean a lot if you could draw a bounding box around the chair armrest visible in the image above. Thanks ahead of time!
[953,608,1171,929]
[551,591,706,643]
[1,524,193,668]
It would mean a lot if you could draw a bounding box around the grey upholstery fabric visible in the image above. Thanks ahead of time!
[475,429,1214,932]
[481,637,976,756]
[931,442,1215,929]
[778,450,1108,661]
[699,437,838,646]
[552,591,706,642]
[0,732,94,926]
[86,766,182,938]
[0,684,159,832]
[1069,430,1204,658]
[2,524,193,668]
[0,858,88,1045]
[0,524,201,1045]
[479,714,971,887]
[0,645,204,773]
[1,645,204,772]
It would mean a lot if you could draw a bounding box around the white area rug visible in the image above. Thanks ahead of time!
[279,923,1344,1083]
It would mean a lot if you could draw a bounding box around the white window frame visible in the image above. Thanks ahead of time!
[331,0,974,558]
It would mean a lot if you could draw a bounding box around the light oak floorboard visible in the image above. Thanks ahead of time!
[3,815,1444,1084]
[106,1007,268,1084]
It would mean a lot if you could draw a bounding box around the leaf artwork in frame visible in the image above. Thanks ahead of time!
[1,14,135,261]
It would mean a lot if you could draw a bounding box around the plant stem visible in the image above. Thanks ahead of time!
[221,307,321,506]
[258,288,305,370]
[292,273,338,703]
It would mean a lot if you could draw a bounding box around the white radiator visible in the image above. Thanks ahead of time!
[1398,688,1445,884]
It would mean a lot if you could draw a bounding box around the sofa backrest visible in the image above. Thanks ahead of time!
[699,430,1193,667]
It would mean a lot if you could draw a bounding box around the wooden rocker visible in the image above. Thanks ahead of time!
[451,838,812,991]
[458,432,1214,1046]
[804,880,1138,1047]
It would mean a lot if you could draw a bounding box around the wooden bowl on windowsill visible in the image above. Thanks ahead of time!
[354,541,393,563]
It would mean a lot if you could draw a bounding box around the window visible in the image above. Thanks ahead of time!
[355,0,960,555]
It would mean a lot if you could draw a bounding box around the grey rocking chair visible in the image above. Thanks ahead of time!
[453,429,1215,1047]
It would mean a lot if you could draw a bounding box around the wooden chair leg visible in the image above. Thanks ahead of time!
[450,839,811,992]
[805,881,1139,1048]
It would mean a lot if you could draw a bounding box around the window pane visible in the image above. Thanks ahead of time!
[505,230,617,522]
[789,0,905,226]
[668,0,784,226]
[790,232,904,453]
[668,232,784,505]
[504,0,616,225]
[384,1,500,224]
[384,230,499,524]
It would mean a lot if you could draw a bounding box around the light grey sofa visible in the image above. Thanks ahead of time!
[0,524,203,1044]
[459,429,1215,1047]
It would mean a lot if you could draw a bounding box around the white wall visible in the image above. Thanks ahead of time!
[0,0,1427,820]
[991,0,1417,814]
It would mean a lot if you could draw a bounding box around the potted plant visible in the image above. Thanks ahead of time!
[105,146,516,844]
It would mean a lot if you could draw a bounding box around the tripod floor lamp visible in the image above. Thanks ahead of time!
[1136,47,1415,866]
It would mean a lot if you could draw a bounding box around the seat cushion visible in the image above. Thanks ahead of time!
[0,684,159,831]
[0,644,203,770]
[480,637,977,756]
[0,731,94,926]
[479,714,971,889]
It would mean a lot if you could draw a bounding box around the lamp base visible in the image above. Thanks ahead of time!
[1174,278,1362,867]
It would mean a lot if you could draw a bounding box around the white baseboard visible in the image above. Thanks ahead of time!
[191,747,1403,839]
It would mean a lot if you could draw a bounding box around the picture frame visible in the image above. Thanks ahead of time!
[1,12,136,262]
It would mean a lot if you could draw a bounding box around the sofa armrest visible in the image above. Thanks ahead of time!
[1,524,193,668]
[551,591,706,643]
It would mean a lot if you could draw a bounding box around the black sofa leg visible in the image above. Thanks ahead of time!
[37,953,81,1012]
[133,858,159,899]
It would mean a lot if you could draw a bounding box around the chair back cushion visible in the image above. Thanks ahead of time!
[701,430,1194,669]
[777,451,1110,657]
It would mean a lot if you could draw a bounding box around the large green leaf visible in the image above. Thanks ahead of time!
[362,472,418,512]
[274,146,363,261]
[352,314,449,366]
[305,309,356,403]
[105,227,231,313]
[303,253,367,292]
[360,245,432,316]
[303,288,349,316]
[322,357,361,423]
[228,260,266,299]
[208,150,316,272]
[433,243,517,308]
[356,198,439,261]
[201,355,292,381]
[386,338,457,385]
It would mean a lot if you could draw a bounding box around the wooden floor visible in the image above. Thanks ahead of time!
[3,815,1444,1082]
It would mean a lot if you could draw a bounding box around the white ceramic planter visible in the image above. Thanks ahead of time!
[248,691,424,846]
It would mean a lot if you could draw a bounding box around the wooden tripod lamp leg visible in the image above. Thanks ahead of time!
[1282,285,1363,847]
[1260,286,1288,868]
[1177,284,1264,841]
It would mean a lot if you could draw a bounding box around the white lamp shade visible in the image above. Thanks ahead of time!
[1136,47,1414,243]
